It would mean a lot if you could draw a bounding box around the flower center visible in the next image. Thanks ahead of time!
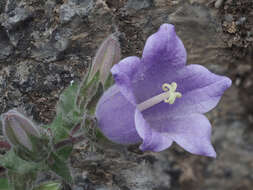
[137,82,182,112]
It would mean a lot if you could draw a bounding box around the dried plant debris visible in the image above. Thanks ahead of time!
[220,0,253,58]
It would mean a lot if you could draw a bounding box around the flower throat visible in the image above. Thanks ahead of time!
[137,82,182,112]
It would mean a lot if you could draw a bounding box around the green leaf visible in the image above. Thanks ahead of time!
[34,182,61,190]
[56,82,79,116]
[45,82,82,142]
[2,150,39,190]
[0,151,43,190]
[46,115,68,142]
[46,153,72,183]
[43,82,83,161]
[55,145,73,161]
[7,170,37,190]
[0,150,39,174]
[0,178,9,190]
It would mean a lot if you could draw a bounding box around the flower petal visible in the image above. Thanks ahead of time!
[111,56,141,105]
[142,64,232,118]
[167,114,216,157]
[142,24,186,69]
[136,110,216,157]
[95,85,141,144]
[111,24,187,104]
[135,109,173,152]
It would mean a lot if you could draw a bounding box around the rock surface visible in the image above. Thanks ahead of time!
[0,0,253,189]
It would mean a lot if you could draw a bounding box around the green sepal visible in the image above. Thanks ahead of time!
[46,152,72,183]
[104,73,114,91]
[34,182,61,190]
[13,133,51,163]
[77,71,100,112]
[86,82,104,115]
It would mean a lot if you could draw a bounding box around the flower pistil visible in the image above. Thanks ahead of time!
[137,82,182,112]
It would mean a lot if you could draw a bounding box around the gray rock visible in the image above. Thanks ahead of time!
[59,0,93,24]
[45,0,56,18]
[59,4,76,24]
[0,6,33,46]
[1,7,33,30]
[215,0,224,8]
[0,0,6,14]
[4,0,18,13]
[0,28,13,60]
[76,0,93,17]
[0,43,13,60]
[125,0,153,10]
[31,31,70,63]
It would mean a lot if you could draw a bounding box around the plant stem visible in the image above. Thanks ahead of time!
[70,123,81,136]
[54,135,85,150]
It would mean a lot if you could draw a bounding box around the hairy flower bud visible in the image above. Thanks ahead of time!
[88,34,121,85]
[2,110,39,150]
[1,110,51,162]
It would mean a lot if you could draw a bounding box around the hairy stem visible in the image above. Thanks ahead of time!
[54,135,85,150]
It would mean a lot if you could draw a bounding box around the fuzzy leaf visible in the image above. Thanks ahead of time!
[44,83,83,161]
[46,153,72,183]
[7,170,37,190]
[55,144,73,161]
[45,82,82,143]
[46,115,68,142]
[0,150,39,174]
[56,82,79,116]
[1,150,39,190]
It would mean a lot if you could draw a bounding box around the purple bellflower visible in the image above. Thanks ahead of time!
[95,24,231,157]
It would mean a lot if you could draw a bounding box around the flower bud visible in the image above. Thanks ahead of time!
[2,110,39,150]
[1,110,50,162]
[88,34,121,85]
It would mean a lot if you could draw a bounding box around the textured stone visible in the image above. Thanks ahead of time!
[59,0,94,24]
[1,7,33,30]
[125,0,153,10]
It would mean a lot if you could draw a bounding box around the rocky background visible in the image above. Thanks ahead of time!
[0,0,253,189]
